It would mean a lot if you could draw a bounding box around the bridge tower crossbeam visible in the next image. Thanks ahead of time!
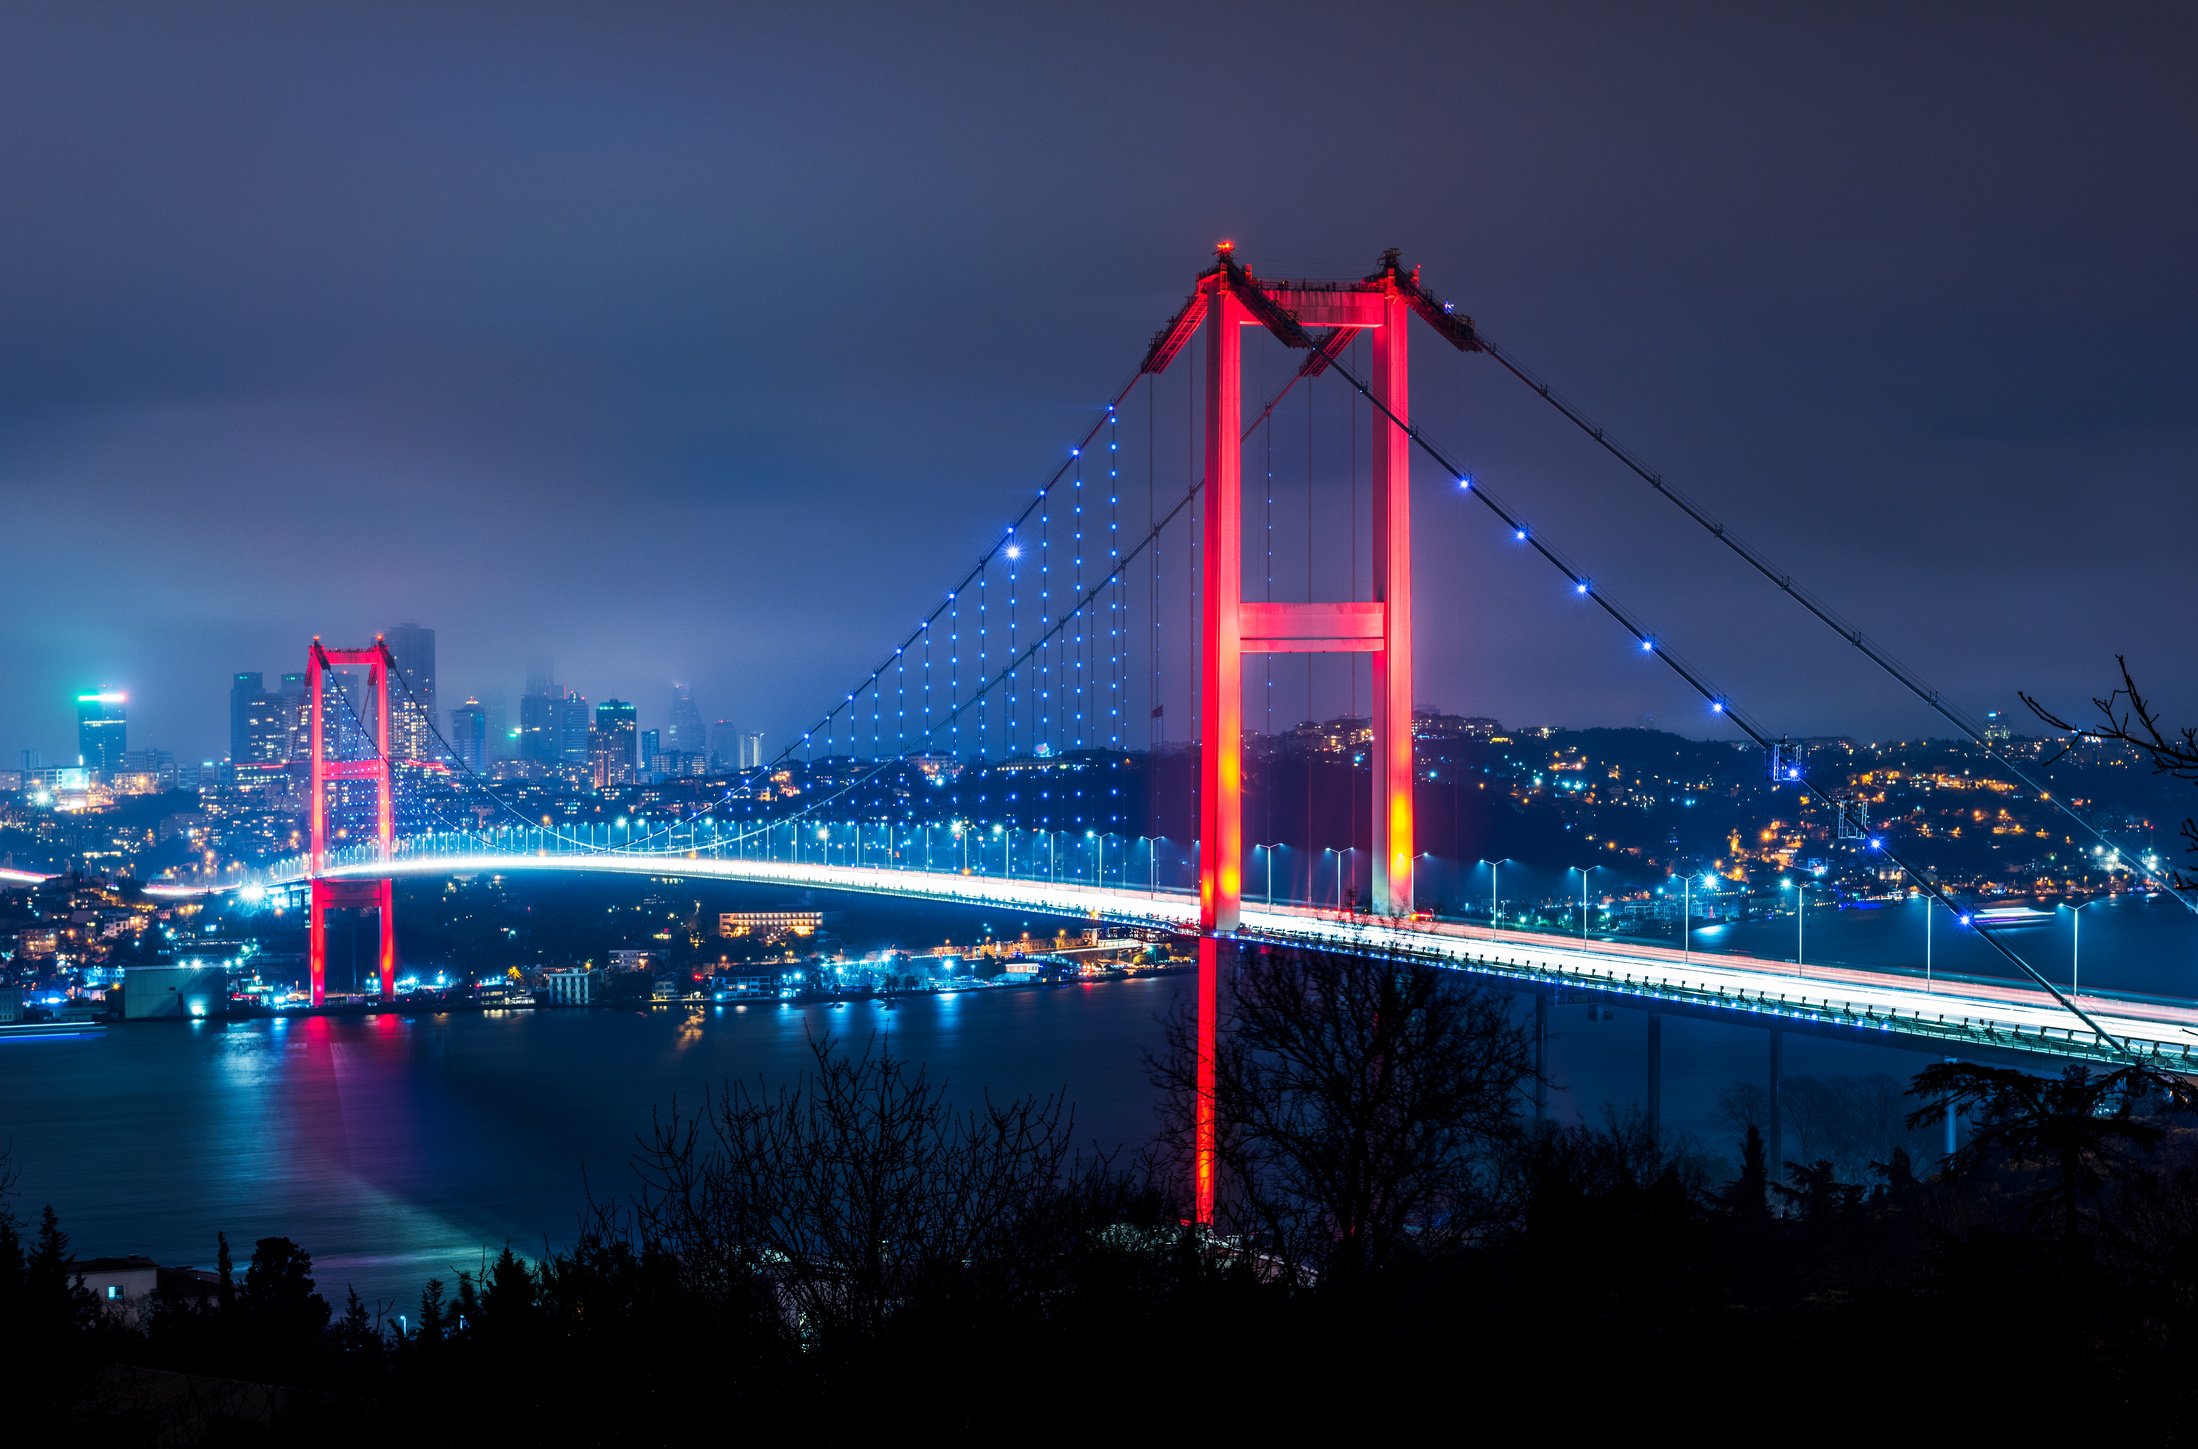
[307,637,397,1007]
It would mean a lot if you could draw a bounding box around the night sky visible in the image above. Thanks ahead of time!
[4,3,2193,764]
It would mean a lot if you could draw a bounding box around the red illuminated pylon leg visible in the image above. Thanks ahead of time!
[1194,936,1220,1224]
[1149,246,1443,1222]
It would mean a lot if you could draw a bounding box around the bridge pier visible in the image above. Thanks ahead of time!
[1768,1027,1784,1183]
[1532,989,1549,1124]
[1193,936,1221,1224]
[1943,1055,1959,1159]
[1646,1011,1662,1140]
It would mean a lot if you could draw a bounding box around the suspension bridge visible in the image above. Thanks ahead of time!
[169,244,2196,1221]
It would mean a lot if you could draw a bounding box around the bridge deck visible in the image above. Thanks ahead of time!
[256,850,2198,1069]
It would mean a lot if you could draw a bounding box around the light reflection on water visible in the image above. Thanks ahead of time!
[0,896,2189,1308]
[0,977,1187,1308]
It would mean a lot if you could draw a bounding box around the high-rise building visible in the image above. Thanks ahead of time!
[589,700,638,789]
[278,672,308,763]
[556,693,592,767]
[383,623,437,763]
[708,720,741,771]
[77,692,127,776]
[241,689,291,764]
[667,685,704,756]
[639,729,661,779]
[740,732,765,769]
[229,673,264,763]
[518,690,559,765]
[450,698,489,773]
[483,699,510,761]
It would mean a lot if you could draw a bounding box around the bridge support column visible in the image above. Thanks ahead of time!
[308,881,327,1008]
[1198,285,1245,935]
[1193,936,1223,1225]
[1768,1028,1784,1184]
[1942,1055,1959,1159]
[1646,1011,1663,1140]
[1369,279,1414,918]
[378,877,396,999]
[1532,989,1550,1124]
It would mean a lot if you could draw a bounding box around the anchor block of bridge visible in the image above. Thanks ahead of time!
[1145,245,1477,934]
[307,637,397,1006]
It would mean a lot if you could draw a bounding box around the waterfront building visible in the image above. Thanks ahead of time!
[122,964,227,1020]
[719,909,822,939]
[542,966,594,1006]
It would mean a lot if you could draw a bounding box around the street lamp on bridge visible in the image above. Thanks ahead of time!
[1476,857,1514,930]
[1571,864,1607,939]
[2060,897,2102,999]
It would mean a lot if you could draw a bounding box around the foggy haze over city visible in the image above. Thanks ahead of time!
[4,3,2195,764]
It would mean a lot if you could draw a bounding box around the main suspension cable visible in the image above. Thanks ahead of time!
[1318,348,2134,1056]
[1469,328,2192,915]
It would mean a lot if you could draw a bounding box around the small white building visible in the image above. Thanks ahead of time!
[542,967,595,1007]
[75,1256,160,1313]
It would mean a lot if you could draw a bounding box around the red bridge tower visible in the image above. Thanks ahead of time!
[1142,245,1480,1220]
[306,637,397,1006]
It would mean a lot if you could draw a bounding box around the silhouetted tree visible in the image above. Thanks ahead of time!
[235,1236,330,1379]
[1908,1061,2195,1248]
[415,1277,447,1346]
[1723,1123,1771,1220]
[1773,1158,1864,1224]
[479,1246,538,1339]
[631,1032,1097,1349]
[2026,657,2198,888]
[26,1205,93,1337]
[1155,943,1535,1281]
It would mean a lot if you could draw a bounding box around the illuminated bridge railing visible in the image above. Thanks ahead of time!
[242,826,2198,1072]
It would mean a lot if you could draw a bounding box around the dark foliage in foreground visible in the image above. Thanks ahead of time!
[14,961,2198,1442]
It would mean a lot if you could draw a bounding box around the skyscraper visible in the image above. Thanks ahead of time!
[77,692,127,775]
[518,689,558,765]
[589,700,637,789]
[450,698,489,773]
[667,684,704,756]
[556,693,591,767]
[740,732,765,769]
[708,720,741,771]
[383,623,437,763]
[230,672,264,763]
[279,671,308,762]
[241,690,291,764]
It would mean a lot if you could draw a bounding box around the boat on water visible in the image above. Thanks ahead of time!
[1970,905,2057,927]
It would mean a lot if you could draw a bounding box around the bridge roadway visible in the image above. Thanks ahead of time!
[279,850,2198,1070]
